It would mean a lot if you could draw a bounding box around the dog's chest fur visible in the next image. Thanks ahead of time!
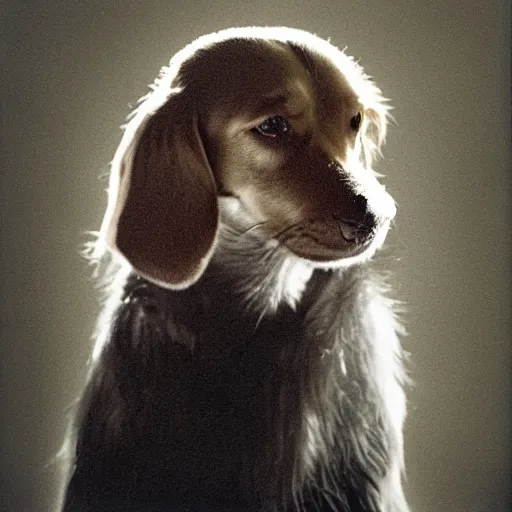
[69,245,403,511]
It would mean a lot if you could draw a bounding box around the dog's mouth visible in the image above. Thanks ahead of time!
[283,236,374,262]
[276,218,384,263]
[218,198,389,264]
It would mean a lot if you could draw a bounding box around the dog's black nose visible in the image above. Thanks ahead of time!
[333,195,377,243]
[334,217,375,243]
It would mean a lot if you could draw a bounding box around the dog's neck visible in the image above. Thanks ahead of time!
[212,197,315,316]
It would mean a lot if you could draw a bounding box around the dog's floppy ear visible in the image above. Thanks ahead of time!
[97,89,218,289]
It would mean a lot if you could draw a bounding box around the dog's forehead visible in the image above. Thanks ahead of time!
[179,35,361,121]
[290,45,362,113]
[179,37,305,93]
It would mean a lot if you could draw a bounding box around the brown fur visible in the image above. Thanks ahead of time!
[60,27,409,512]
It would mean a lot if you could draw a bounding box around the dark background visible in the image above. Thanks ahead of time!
[1,1,510,511]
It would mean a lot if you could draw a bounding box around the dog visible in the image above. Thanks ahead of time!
[60,27,410,512]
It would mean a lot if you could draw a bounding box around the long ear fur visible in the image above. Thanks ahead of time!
[95,88,218,289]
[362,101,391,169]
[341,57,391,170]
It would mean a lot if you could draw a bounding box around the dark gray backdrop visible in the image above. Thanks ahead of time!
[1,1,510,511]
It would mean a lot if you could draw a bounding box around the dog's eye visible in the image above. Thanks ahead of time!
[253,116,290,138]
[350,112,362,131]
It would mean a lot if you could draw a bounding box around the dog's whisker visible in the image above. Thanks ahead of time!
[273,222,302,243]
[239,220,268,237]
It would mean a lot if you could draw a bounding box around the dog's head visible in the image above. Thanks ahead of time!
[96,27,396,289]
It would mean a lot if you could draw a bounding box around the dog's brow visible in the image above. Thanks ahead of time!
[255,92,307,119]
[257,94,288,112]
